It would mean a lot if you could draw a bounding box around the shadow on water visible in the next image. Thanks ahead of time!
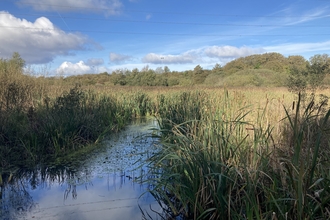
[0,117,164,220]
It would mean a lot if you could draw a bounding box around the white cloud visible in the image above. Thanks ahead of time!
[0,12,96,64]
[142,52,197,64]
[86,58,104,66]
[56,60,112,75]
[142,46,265,65]
[204,46,265,58]
[17,0,123,15]
[56,61,92,75]
[109,53,132,63]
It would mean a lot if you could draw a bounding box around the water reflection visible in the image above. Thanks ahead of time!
[0,117,163,220]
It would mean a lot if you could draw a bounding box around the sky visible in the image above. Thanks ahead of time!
[0,0,330,76]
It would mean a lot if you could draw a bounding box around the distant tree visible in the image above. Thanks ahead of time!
[287,66,308,94]
[193,65,206,84]
[10,52,25,70]
[142,70,156,86]
[0,52,25,76]
[193,65,203,75]
[155,67,164,74]
[112,71,127,85]
[222,52,289,74]
[287,54,330,94]
[264,60,285,72]
[127,68,140,85]
[223,57,246,74]
[141,65,149,72]
[164,66,170,74]
[287,55,307,69]
[308,54,330,91]
[212,63,223,74]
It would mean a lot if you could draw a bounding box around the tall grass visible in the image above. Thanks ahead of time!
[155,91,207,138]
[0,81,154,168]
[146,90,330,219]
[274,94,330,219]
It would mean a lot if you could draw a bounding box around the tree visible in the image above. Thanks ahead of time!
[287,55,307,71]
[192,65,205,84]
[10,52,25,68]
[164,66,170,74]
[287,66,308,94]
[212,63,223,74]
[307,54,330,91]
[111,70,127,85]
[287,54,330,94]
[155,67,164,74]
[0,52,25,77]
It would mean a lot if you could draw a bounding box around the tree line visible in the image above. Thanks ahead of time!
[2,52,330,90]
[61,52,330,90]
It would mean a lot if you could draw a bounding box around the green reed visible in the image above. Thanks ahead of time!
[155,91,208,139]
[146,90,330,220]
[271,93,330,219]
[0,82,154,168]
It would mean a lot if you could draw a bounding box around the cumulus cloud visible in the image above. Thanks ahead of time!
[56,60,112,75]
[86,58,104,66]
[17,0,123,15]
[142,52,196,64]
[109,53,132,63]
[56,61,92,75]
[204,46,265,58]
[0,11,97,64]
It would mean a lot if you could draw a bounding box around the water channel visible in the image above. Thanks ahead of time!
[0,118,163,220]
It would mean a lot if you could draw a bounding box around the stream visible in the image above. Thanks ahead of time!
[0,117,163,220]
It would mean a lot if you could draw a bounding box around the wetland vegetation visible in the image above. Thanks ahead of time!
[1,52,330,219]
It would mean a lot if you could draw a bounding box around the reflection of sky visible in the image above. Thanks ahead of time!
[27,173,162,220]
[5,118,163,220]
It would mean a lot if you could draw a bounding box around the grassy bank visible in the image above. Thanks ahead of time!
[146,89,330,220]
[0,79,153,169]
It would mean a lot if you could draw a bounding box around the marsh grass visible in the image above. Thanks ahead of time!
[0,81,154,168]
[272,93,330,219]
[155,91,207,138]
[146,90,330,220]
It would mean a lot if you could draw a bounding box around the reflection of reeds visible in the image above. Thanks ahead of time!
[147,90,330,219]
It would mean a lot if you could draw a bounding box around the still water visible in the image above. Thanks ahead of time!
[0,118,163,220]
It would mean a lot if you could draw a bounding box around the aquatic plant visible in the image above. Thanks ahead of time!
[147,91,330,219]
[0,84,154,168]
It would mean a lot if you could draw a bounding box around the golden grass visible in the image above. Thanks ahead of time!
[90,85,330,142]
[144,86,330,219]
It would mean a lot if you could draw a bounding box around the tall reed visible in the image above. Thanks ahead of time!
[146,90,330,219]
[0,83,154,168]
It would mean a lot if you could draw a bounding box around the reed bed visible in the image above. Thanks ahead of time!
[146,89,330,220]
[0,82,154,169]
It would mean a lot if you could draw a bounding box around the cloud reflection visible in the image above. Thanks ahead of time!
[1,118,162,220]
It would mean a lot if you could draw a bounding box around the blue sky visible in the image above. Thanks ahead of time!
[0,0,330,76]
